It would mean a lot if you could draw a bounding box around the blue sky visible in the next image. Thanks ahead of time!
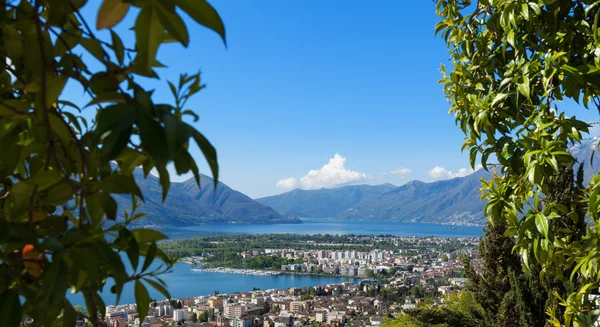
[76,1,600,198]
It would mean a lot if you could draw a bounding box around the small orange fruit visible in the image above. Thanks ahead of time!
[22,244,42,278]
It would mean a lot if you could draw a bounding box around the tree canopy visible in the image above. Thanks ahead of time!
[0,0,225,325]
[436,0,600,325]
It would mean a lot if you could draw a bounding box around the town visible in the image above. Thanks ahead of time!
[96,236,480,327]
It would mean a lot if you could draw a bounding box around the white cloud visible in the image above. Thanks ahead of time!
[391,167,412,176]
[428,165,482,180]
[298,153,368,190]
[276,177,297,189]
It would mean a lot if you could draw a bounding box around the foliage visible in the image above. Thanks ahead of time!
[159,233,476,258]
[462,221,524,324]
[363,268,375,278]
[382,291,485,327]
[0,0,225,325]
[197,311,208,323]
[202,253,302,270]
[435,0,600,325]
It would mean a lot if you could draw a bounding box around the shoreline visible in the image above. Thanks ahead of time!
[187,263,363,280]
[191,267,284,276]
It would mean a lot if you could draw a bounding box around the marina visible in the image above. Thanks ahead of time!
[191,267,284,276]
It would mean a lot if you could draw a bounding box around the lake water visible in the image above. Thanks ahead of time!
[69,221,481,306]
[69,262,353,306]
[161,219,483,239]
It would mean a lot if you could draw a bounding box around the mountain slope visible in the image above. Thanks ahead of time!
[113,170,296,226]
[336,169,491,225]
[256,138,599,226]
[172,174,285,224]
[256,184,397,218]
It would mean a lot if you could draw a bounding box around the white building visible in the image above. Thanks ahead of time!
[315,311,327,323]
[173,309,186,322]
[232,318,249,327]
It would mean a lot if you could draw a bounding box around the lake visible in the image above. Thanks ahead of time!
[69,220,482,306]
[160,219,483,240]
[69,262,353,306]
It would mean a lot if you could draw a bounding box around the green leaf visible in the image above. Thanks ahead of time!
[40,260,68,304]
[80,38,106,63]
[535,213,549,239]
[137,115,168,169]
[83,292,98,324]
[177,0,226,45]
[546,156,558,171]
[529,2,541,15]
[86,91,126,107]
[26,169,63,191]
[96,104,135,136]
[116,148,147,175]
[521,3,529,21]
[522,247,530,270]
[111,30,125,65]
[144,277,171,300]
[126,235,140,271]
[518,78,530,99]
[134,5,164,75]
[135,280,151,319]
[49,113,73,146]
[168,81,178,99]
[153,0,190,46]
[59,100,81,112]
[102,193,117,220]
[44,75,68,107]
[507,30,515,48]
[100,124,132,161]
[97,0,131,30]
[469,147,477,169]
[94,293,107,321]
[164,115,189,157]
[174,149,193,175]
[131,229,168,243]
[94,242,127,282]
[157,164,171,202]
[191,128,219,187]
[101,174,143,199]
[0,293,22,327]
[54,30,82,56]
[86,192,106,226]
[48,0,71,26]
[62,302,77,327]
[44,182,74,206]
[142,241,157,272]
[491,93,508,107]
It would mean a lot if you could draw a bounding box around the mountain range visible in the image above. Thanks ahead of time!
[257,138,599,226]
[114,170,299,226]
[119,138,598,227]
[257,170,489,226]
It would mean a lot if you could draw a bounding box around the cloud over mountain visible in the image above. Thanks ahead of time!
[275,154,369,190]
[299,154,368,189]
[276,177,297,189]
[428,165,482,180]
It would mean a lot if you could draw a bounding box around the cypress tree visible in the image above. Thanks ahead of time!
[462,164,587,326]
[539,164,586,323]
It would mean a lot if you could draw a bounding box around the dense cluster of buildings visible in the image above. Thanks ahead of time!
[102,282,389,327]
[97,237,478,327]
[269,237,479,279]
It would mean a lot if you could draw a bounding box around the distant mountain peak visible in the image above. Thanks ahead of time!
[116,169,299,226]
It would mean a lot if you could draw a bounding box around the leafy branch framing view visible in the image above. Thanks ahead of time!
[436,0,600,326]
[0,0,224,325]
